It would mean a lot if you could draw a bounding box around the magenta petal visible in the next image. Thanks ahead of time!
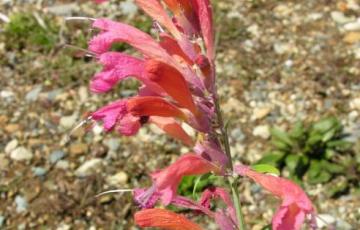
[133,187,161,209]
[90,53,145,93]
[116,114,141,136]
[91,100,127,131]
[90,70,117,93]
[215,211,237,230]
[272,205,305,230]
[171,195,213,217]
[194,142,229,170]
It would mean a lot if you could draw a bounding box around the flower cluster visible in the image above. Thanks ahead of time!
[86,0,318,229]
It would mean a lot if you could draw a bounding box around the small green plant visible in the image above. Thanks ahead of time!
[4,12,58,51]
[178,174,218,199]
[258,117,357,195]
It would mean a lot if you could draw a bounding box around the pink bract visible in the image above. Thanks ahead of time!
[235,165,316,230]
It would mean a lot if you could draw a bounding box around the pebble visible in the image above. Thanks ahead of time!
[69,143,88,155]
[230,128,245,142]
[106,171,128,186]
[56,223,71,230]
[120,0,138,17]
[349,97,360,110]
[47,3,80,16]
[15,195,28,213]
[316,214,336,228]
[331,11,354,24]
[344,18,360,31]
[75,158,103,177]
[49,150,66,164]
[78,86,88,103]
[104,138,121,152]
[0,215,5,228]
[252,125,271,139]
[348,111,358,121]
[343,32,360,44]
[251,107,271,120]
[59,113,78,129]
[0,155,9,170]
[25,85,42,102]
[0,90,14,99]
[31,167,47,177]
[10,147,33,161]
[55,160,70,170]
[273,42,294,55]
[5,124,20,133]
[5,139,18,154]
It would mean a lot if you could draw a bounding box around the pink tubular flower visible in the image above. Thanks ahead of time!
[235,165,316,230]
[135,208,203,230]
[151,153,221,205]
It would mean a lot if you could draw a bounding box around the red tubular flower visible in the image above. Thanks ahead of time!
[152,153,220,205]
[150,116,194,147]
[145,59,198,115]
[235,165,316,230]
[127,96,187,120]
[135,0,181,39]
[159,33,194,65]
[135,208,203,230]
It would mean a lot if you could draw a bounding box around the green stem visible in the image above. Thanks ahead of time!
[214,95,246,230]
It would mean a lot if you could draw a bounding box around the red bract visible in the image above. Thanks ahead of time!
[151,153,221,205]
[235,165,317,230]
[135,208,203,230]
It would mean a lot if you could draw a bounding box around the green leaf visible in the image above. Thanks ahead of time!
[307,161,332,184]
[261,224,272,230]
[321,161,344,174]
[325,149,336,159]
[312,117,340,134]
[272,140,291,151]
[192,173,213,198]
[258,151,285,166]
[306,133,323,146]
[285,154,300,172]
[251,164,280,176]
[289,121,304,139]
[326,140,352,150]
[322,128,337,142]
[271,127,293,146]
[326,178,348,197]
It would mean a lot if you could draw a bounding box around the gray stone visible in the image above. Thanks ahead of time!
[49,150,66,164]
[230,128,245,142]
[10,147,33,161]
[32,167,47,177]
[104,138,121,151]
[25,85,42,102]
[120,0,138,17]
[15,195,28,213]
[75,158,103,177]
[0,215,5,228]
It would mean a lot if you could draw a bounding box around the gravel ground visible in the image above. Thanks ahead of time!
[0,0,359,229]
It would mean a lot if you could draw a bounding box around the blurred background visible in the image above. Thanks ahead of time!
[0,0,359,229]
